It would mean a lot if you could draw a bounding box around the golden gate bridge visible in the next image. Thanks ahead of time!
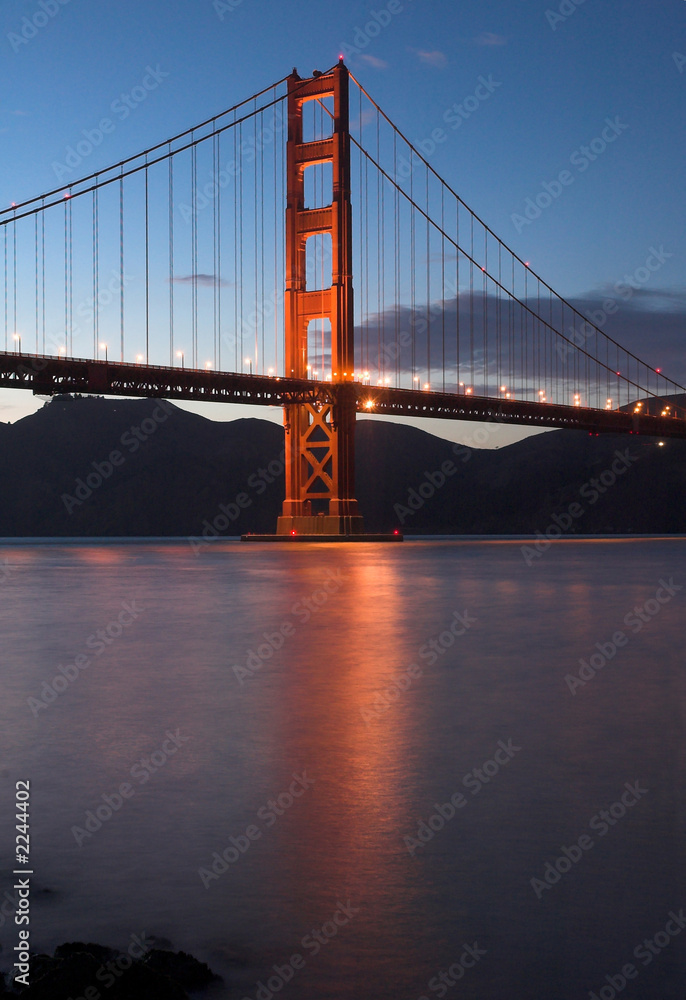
[1,59,684,537]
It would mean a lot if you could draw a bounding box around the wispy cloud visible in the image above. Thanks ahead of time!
[413,48,448,69]
[0,109,29,127]
[475,32,507,46]
[171,273,230,288]
[352,108,377,130]
[590,286,686,314]
[358,53,389,70]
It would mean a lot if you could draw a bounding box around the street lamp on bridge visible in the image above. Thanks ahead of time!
[12,333,21,354]
[99,342,108,363]
[176,350,185,369]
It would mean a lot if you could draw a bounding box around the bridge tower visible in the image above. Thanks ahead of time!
[276,60,364,536]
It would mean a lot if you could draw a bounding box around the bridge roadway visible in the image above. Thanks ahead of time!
[1,350,685,440]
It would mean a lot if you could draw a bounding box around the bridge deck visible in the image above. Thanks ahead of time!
[1,352,685,440]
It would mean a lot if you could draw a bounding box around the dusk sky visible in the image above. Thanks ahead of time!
[1,0,684,445]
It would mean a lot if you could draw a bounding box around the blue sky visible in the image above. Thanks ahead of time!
[0,0,684,446]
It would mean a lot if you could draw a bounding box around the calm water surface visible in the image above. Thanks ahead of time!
[0,538,684,998]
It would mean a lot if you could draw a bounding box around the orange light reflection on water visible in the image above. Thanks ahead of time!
[261,549,428,962]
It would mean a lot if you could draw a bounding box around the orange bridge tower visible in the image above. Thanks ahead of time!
[276,60,364,536]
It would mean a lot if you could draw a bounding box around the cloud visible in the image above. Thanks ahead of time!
[358,53,389,70]
[475,32,507,46]
[171,273,230,288]
[414,49,448,68]
[567,287,686,384]
[0,109,29,129]
[352,108,377,130]
[589,286,685,314]
[353,287,686,388]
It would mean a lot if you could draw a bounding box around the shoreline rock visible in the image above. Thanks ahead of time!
[1,940,222,999]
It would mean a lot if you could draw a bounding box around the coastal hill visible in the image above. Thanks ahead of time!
[0,395,684,536]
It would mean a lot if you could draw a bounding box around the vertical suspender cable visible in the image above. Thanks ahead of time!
[13,216,16,351]
[549,290,554,402]
[169,149,174,366]
[510,256,514,391]
[456,198,460,389]
[362,150,370,378]
[497,242,501,397]
[393,130,399,386]
[560,302,565,402]
[537,278,541,395]
[273,90,279,376]
[469,215,473,387]
[379,110,386,385]
[545,292,548,398]
[68,193,73,355]
[145,161,149,363]
[359,85,365,379]
[64,200,68,355]
[213,129,218,369]
[524,267,529,398]
[272,93,277,376]
[483,228,487,395]
[191,139,198,368]
[62,198,70,353]
[119,174,124,362]
[255,107,261,372]
[573,302,578,398]
[34,214,38,352]
[41,203,45,353]
[217,128,222,371]
[254,108,259,371]
[377,107,382,382]
[233,122,238,373]
[239,121,243,371]
[260,108,265,376]
[4,225,7,350]
[260,112,267,375]
[92,186,99,359]
[520,270,525,397]
[441,186,445,392]
[426,166,430,388]
[410,149,415,384]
